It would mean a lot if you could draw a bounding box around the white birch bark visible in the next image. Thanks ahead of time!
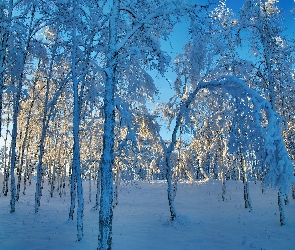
[10,63,25,213]
[94,165,101,211]
[10,4,37,211]
[70,0,84,240]
[98,1,119,248]
[9,3,40,210]
[2,115,10,196]
[10,31,33,211]
[34,59,54,212]
[16,63,39,201]
[165,81,205,220]
[259,1,287,224]
[278,190,285,226]
[0,0,13,136]
[219,135,226,201]
[242,154,251,210]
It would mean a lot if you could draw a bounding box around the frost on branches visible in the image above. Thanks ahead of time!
[165,76,294,223]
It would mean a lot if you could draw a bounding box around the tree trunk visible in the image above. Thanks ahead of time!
[17,64,39,200]
[35,89,50,212]
[0,0,13,136]
[69,167,76,220]
[98,52,116,250]
[278,190,285,226]
[242,154,251,210]
[10,67,25,212]
[2,115,10,196]
[11,4,37,212]
[113,169,120,208]
[10,92,19,212]
[98,70,116,249]
[72,58,84,241]
[89,166,92,203]
[88,125,93,203]
[97,1,119,249]
[93,165,101,211]
[22,143,30,195]
[16,137,23,201]
[70,9,84,240]
[243,177,251,210]
[50,161,56,198]
[165,83,205,220]
[35,39,58,213]
[221,171,226,202]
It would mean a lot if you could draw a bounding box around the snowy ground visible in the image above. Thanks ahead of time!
[0,176,295,250]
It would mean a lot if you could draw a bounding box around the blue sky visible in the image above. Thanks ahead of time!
[153,0,295,139]
[155,0,295,102]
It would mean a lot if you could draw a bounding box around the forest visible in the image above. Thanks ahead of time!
[0,0,295,249]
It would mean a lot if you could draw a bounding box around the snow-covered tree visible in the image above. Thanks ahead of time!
[162,1,294,225]
[163,1,240,220]
[97,0,185,248]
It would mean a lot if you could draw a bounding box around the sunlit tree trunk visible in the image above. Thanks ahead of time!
[35,48,56,213]
[88,111,94,203]
[10,3,39,213]
[16,65,39,201]
[22,142,30,195]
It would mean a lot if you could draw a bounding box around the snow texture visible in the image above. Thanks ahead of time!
[1,175,295,250]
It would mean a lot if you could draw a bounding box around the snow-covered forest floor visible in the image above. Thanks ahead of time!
[0,175,295,250]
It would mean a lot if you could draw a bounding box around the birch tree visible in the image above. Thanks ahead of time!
[239,0,295,225]
[163,1,294,224]
[98,0,184,248]
[163,1,239,219]
[8,2,46,213]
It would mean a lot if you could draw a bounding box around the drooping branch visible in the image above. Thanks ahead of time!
[165,75,294,220]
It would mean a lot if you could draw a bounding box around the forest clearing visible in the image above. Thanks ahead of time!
[1,176,295,250]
